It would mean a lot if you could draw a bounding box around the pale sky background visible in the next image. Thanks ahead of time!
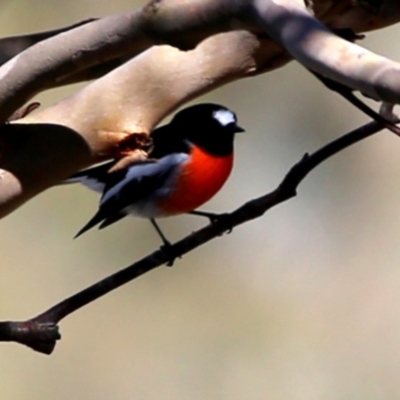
[1,1,400,399]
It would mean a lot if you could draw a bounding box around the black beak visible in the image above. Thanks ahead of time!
[234,125,245,133]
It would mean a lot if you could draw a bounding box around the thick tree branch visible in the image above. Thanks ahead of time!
[0,10,152,123]
[0,19,98,66]
[0,120,387,354]
[251,0,400,103]
[0,30,280,218]
[0,0,400,125]
[0,0,399,229]
[0,19,132,87]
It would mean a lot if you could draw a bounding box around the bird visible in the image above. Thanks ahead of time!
[64,103,244,249]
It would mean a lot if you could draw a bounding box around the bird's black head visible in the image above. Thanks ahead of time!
[169,103,244,156]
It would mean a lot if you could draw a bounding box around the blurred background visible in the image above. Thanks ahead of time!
[1,1,400,399]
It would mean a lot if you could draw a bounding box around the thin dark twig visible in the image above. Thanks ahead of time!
[310,71,400,136]
[0,121,387,355]
[310,28,400,137]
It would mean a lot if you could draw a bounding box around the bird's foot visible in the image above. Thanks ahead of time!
[160,241,181,267]
[189,210,233,233]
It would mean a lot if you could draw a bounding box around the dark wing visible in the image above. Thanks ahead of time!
[74,153,189,238]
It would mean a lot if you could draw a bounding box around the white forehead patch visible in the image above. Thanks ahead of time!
[212,109,236,126]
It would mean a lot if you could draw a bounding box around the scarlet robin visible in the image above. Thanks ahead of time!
[65,103,244,248]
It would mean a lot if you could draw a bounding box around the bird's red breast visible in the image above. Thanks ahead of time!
[157,145,234,216]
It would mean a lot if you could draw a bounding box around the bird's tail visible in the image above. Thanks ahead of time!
[74,211,128,238]
[74,211,105,239]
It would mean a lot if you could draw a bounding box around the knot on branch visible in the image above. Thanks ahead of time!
[117,131,153,155]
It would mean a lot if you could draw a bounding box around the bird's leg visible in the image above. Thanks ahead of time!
[189,210,222,223]
[150,218,170,246]
[150,219,178,266]
[189,210,233,233]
